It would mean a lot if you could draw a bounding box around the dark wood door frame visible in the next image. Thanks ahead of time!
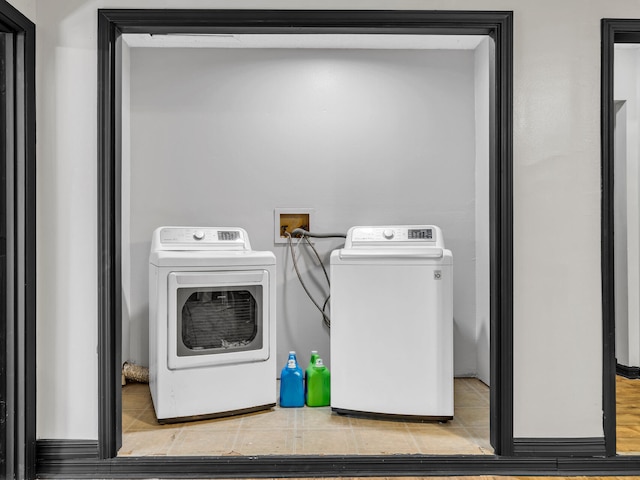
[601,17,640,458]
[0,0,36,479]
[99,8,514,476]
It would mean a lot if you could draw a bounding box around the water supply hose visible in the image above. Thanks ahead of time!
[286,228,346,328]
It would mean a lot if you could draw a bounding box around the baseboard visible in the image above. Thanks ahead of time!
[37,437,637,478]
[617,363,640,379]
[513,437,606,457]
[33,454,554,478]
[34,453,640,478]
[37,439,99,461]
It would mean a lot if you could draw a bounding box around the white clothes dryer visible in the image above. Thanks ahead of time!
[149,226,276,423]
[330,225,453,420]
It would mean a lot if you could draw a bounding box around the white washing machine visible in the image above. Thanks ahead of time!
[149,226,276,423]
[330,225,453,420]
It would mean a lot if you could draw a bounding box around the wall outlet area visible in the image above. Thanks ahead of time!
[274,208,314,243]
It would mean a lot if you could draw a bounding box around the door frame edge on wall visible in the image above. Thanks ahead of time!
[98,7,514,464]
[600,17,640,459]
[47,8,512,477]
[0,0,36,479]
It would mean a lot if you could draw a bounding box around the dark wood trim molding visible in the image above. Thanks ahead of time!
[27,451,567,478]
[37,440,99,462]
[513,437,606,457]
[32,441,640,477]
[33,448,640,479]
[0,1,36,478]
[91,8,514,477]
[557,456,640,475]
[489,9,514,457]
[97,9,122,460]
[601,18,640,459]
[601,17,617,460]
[617,363,640,379]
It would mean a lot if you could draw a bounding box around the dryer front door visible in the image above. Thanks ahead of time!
[166,270,270,370]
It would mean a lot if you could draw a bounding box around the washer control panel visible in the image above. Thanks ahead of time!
[347,225,443,248]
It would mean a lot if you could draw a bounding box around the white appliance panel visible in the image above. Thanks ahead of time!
[331,262,453,416]
[330,225,453,419]
[149,226,276,422]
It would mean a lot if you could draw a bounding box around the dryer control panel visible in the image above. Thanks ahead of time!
[154,227,250,250]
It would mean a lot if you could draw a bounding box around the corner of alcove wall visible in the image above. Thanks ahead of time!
[614,45,640,369]
[121,37,132,366]
[475,36,491,386]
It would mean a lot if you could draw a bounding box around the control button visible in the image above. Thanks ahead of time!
[193,230,205,240]
[383,229,395,239]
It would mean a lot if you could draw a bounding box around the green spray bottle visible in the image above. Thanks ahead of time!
[306,357,330,407]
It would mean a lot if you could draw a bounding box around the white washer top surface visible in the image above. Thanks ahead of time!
[345,225,445,249]
[149,226,275,267]
[332,225,452,265]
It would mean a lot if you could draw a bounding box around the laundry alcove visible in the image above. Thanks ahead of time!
[120,33,491,456]
[121,34,491,384]
[94,9,514,476]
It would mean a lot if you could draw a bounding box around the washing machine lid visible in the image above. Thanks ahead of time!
[149,226,276,267]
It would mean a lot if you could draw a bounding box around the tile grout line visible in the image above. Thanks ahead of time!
[292,408,299,454]
[121,410,139,434]
[404,421,423,454]
[464,377,491,397]
[231,409,255,455]
[165,425,185,456]
[349,417,360,455]
[229,420,242,454]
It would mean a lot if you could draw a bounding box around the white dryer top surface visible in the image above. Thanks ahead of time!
[149,226,275,267]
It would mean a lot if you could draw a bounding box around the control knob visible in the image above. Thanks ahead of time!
[383,229,395,240]
[193,230,205,240]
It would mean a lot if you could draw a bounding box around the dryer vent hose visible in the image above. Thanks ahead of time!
[122,362,149,384]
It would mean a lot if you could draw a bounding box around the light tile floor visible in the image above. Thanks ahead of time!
[119,377,492,457]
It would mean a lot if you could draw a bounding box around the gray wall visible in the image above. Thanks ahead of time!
[6,0,35,20]
[124,47,480,376]
[35,0,625,441]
